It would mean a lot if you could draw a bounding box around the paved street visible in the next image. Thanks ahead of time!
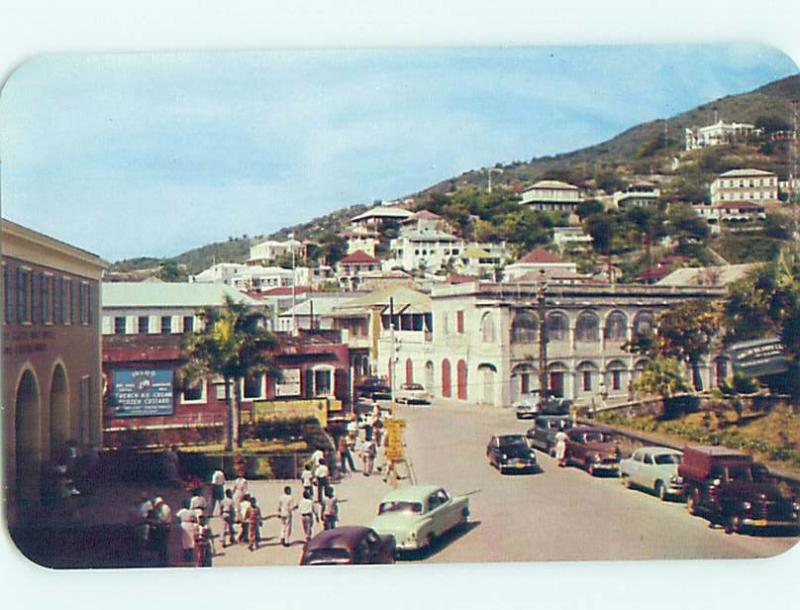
[210,400,798,567]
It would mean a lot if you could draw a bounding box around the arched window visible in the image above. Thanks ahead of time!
[480,311,496,343]
[546,312,569,341]
[604,311,628,341]
[633,311,655,338]
[405,358,414,385]
[457,359,468,401]
[576,311,600,342]
[510,311,537,343]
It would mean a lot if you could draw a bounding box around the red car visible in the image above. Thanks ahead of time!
[300,526,396,565]
[564,426,621,476]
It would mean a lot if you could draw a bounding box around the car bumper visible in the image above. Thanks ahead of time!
[500,462,538,473]
[741,517,800,529]
[590,463,619,472]
[515,412,536,419]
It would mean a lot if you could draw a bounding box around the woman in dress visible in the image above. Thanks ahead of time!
[554,427,569,468]
[176,498,198,563]
[232,474,248,523]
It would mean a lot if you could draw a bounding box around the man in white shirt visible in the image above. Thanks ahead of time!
[210,468,225,517]
[314,459,330,504]
[277,486,296,547]
[298,489,317,543]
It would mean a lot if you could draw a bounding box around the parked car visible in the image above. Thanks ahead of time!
[370,485,470,553]
[514,390,572,419]
[679,445,800,534]
[620,446,684,501]
[527,416,573,456]
[395,383,431,405]
[564,426,621,476]
[300,526,396,565]
[356,376,392,401]
[486,434,539,474]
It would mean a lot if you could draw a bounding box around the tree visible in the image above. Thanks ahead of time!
[576,199,604,221]
[755,115,792,134]
[182,296,278,450]
[158,260,186,282]
[634,356,690,399]
[313,231,347,266]
[585,213,614,255]
[666,204,709,250]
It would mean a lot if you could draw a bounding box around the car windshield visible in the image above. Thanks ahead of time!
[378,501,423,515]
[304,548,352,565]
[404,384,424,390]
[728,465,755,481]
[499,436,527,447]
[654,454,682,465]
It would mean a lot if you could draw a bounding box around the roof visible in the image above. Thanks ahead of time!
[279,294,362,317]
[332,284,431,316]
[445,274,478,284]
[462,245,493,258]
[716,201,765,210]
[379,485,441,504]
[525,180,580,191]
[406,210,442,221]
[350,206,413,222]
[253,286,313,297]
[397,229,459,242]
[718,168,776,178]
[102,282,261,308]
[656,264,758,287]
[339,250,381,264]
[517,248,567,264]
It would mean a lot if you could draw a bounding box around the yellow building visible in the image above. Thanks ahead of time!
[1,219,106,521]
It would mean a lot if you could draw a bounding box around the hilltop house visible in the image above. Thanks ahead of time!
[248,238,305,265]
[710,168,778,206]
[192,262,294,292]
[613,181,660,209]
[337,250,382,291]
[684,119,758,151]
[350,205,413,231]
[504,248,579,282]
[519,180,583,212]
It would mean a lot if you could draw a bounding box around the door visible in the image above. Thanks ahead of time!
[549,372,565,398]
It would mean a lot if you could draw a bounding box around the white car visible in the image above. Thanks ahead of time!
[394,383,431,405]
[620,446,684,501]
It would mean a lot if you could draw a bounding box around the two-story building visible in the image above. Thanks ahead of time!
[684,120,757,151]
[710,168,779,206]
[248,238,305,265]
[504,248,579,282]
[337,250,382,291]
[613,181,660,209]
[2,220,106,515]
[519,180,583,212]
[192,262,294,292]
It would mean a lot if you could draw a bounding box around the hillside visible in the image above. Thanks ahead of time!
[109,74,799,277]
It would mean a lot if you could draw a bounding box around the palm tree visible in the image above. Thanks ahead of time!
[182,295,278,450]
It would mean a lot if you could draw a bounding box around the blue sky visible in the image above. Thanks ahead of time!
[1,44,797,262]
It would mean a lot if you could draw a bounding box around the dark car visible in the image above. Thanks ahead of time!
[679,445,800,535]
[355,377,392,401]
[300,526,397,565]
[514,390,572,420]
[527,416,573,456]
[563,426,621,476]
[486,434,539,474]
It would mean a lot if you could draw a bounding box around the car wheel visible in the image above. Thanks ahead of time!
[656,481,667,501]
[724,514,741,535]
[621,474,632,488]
[687,489,700,515]
[425,532,435,554]
[588,462,596,476]
[460,507,469,528]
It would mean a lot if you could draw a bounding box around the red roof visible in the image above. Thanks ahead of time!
[518,248,566,264]
[409,210,442,220]
[716,201,764,210]
[339,250,380,264]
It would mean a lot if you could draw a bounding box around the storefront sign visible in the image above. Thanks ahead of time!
[251,398,328,426]
[275,368,301,397]
[727,337,790,377]
[384,418,406,461]
[112,368,174,417]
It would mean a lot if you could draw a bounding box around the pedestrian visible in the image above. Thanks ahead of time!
[554,427,569,467]
[322,486,338,531]
[176,499,198,563]
[277,486,295,547]
[299,488,317,544]
[209,468,225,517]
[314,459,330,504]
[163,445,181,487]
[311,448,324,468]
[127,496,150,565]
[301,463,314,499]
[194,516,214,567]
[362,439,376,476]
[246,497,263,551]
[151,496,173,566]
[232,473,248,522]
[337,435,350,475]
[238,494,252,544]
[372,412,384,446]
[220,489,236,547]
[190,488,208,521]
[346,414,359,444]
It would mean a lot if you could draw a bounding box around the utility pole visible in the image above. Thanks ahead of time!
[487,167,504,194]
[389,296,397,417]
[290,232,298,336]
[536,269,549,404]
[792,100,799,246]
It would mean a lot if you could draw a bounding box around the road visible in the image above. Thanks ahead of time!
[399,401,799,563]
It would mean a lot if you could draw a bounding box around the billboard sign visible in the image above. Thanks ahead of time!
[112,368,174,417]
[727,337,790,378]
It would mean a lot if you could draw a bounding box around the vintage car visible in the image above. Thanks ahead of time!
[355,376,392,401]
[394,383,431,405]
[679,445,800,534]
[300,526,396,565]
[486,434,539,474]
[619,446,684,501]
[369,485,470,553]
[564,426,621,476]
[526,416,573,456]
[514,391,571,419]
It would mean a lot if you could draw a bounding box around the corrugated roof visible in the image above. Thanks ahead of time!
[332,284,431,315]
[102,282,261,308]
[525,180,580,191]
[517,248,567,264]
[718,168,775,177]
[339,250,381,264]
[656,264,758,287]
[350,206,413,222]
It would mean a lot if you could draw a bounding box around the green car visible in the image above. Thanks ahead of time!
[369,485,470,553]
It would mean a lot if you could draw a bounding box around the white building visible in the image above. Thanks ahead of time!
[350,205,413,230]
[277,292,365,333]
[710,168,778,206]
[293,265,335,288]
[340,226,380,257]
[613,181,660,209]
[519,180,583,212]
[101,282,262,336]
[692,201,766,230]
[248,238,305,265]
[388,228,465,273]
[337,250,383,291]
[192,262,293,291]
[553,226,593,252]
[504,248,578,282]
[685,120,757,151]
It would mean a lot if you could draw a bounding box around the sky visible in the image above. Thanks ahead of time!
[0,44,797,262]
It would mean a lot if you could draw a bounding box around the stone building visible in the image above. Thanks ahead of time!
[2,219,106,515]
